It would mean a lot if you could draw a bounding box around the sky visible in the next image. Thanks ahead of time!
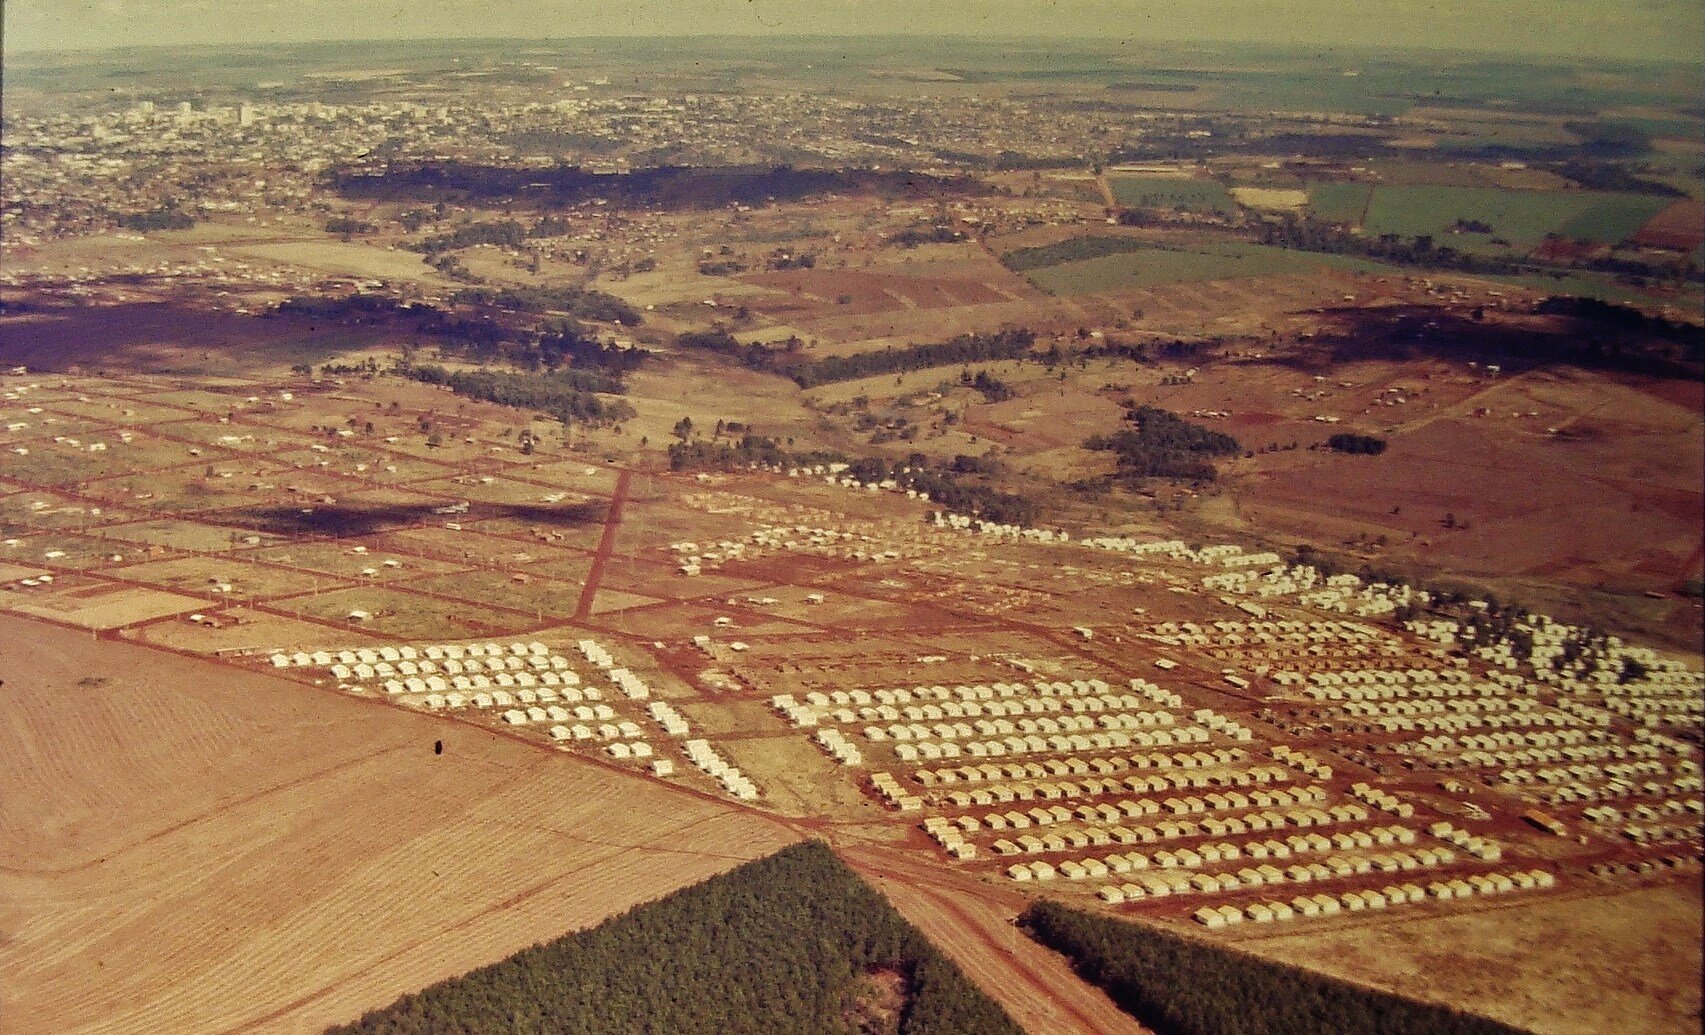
[6,0,1703,63]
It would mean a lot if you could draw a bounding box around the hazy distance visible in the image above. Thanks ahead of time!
[7,0,1704,64]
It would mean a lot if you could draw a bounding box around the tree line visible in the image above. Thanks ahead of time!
[116,206,196,231]
[1259,213,1699,286]
[1326,433,1387,454]
[401,364,634,425]
[327,840,1021,1035]
[788,329,1037,388]
[450,284,643,326]
[1020,900,1533,1035]
[666,435,1041,527]
[270,294,649,376]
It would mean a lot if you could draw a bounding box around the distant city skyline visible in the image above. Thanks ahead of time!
[6,0,1703,64]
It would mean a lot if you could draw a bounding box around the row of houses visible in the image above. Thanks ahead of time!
[1187,870,1558,926]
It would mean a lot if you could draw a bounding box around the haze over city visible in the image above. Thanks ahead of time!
[7,0,1705,61]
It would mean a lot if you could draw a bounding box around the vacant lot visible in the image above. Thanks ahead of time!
[274,585,540,638]
[224,238,449,285]
[4,576,208,629]
[0,614,798,1035]
[1240,883,1703,1035]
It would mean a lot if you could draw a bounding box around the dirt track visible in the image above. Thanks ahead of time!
[841,842,1153,1035]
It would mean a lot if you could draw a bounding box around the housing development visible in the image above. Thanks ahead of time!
[2,28,1700,1035]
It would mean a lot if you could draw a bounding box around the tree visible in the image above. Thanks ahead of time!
[672,416,695,442]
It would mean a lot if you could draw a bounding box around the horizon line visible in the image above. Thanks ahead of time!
[6,32,1700,69]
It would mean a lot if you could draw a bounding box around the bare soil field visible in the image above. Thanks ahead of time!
[1631,199,1705,252]
[1224,366,1704,606]
[223,238,450,285]
[1237,882,1704,1035]
[5,577,209,629]
[0,614,799,1035]
[740,268,1022,318]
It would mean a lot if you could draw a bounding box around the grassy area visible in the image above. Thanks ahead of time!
[1002,235,1151,272]
[1557,193,1677,242]
[1024,240,1392,295]
[277,585,535,638]
[1362,184,1670,249]
[1307,182,1375,225]
[1484,269,1695,307]
[1111,175,1237,214]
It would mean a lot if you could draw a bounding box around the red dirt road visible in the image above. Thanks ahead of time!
[841,842,1153,1035]
[576,466,633,619]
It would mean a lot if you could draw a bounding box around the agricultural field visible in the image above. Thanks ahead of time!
[1308,182,1376,225]
[1359,185,1673,251]
[0,615,799,1035]
[1021,239,1393,295]
[1631,199,1705,253]
[1110,174,1238,214]
[1243,882,1703,1035]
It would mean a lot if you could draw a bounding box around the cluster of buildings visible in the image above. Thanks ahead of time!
[264,637,745,795]
[1,84,1150,246]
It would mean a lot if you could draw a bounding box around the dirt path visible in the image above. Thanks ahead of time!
[1095,173,1119,212]
[575,466,633,619]
[839,842,1152,1035]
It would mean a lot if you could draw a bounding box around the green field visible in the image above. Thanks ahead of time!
[1024,240,1391,295]
[1306,182,1375,225]
[1360,185,1671,249]
[1558,193,1679,242]
[1110,175,1237,213]
[1001,235,1151,272]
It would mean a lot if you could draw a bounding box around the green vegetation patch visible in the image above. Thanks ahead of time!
[1557,193,1675,243]
[1024,240,1390,295]
[1305,181,1374,226]
[402,365,635,425]
[1326,432,1388,455]
[1001,235,1151,272]
[1110,175,1237,213]
[1084,404,1241,483]
[1021,900,1532,1035]
[1361,185,1669,249]
[792,329,1037,388]
[330,840,1022,1035]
